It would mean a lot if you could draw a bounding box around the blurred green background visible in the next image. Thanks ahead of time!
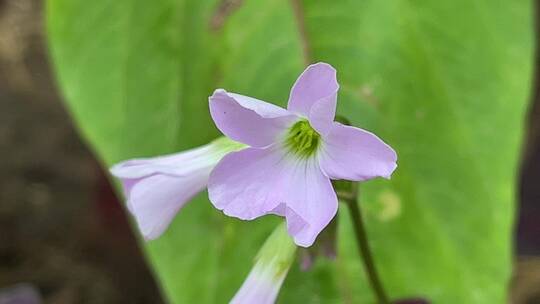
[1,0,539,303]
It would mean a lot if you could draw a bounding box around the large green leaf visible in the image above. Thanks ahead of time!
[46,0,533,303]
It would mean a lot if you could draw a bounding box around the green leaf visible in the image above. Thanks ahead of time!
[46,0,533,303]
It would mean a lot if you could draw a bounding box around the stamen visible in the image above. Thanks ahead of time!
[285,120,320,157]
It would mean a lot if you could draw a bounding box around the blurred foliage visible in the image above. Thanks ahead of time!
[46,0,533,303]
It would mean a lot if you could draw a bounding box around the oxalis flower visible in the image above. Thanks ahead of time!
[208,62,397,247]
[110,137,245,240]
[231,223,295,304]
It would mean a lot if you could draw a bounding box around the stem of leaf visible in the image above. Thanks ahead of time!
[339,183,390,304]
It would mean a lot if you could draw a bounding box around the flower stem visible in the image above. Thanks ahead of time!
[340,184,390,304]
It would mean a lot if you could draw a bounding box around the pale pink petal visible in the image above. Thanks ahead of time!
[308,97,336,135]
[209,89,297,147]
[230,267,287,304]
[208,146,338,247]
[287,63,338,135]
[110,138,244,240]
[127,172,209,240]
[230,257,288,304]
[231,224,295,304]
[319,122,397,181]
[227,92,292,118]
[110,142,229,178]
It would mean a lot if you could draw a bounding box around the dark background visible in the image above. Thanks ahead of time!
[0,0,538,303]
[0,0,162,303]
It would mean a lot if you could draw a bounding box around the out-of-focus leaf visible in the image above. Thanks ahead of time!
[46,0,533,303]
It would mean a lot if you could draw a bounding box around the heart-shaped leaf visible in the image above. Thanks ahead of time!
[46,0,533,302]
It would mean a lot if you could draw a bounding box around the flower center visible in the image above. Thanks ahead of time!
[285,120,320,157]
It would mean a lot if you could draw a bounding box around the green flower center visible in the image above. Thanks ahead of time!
[285,120,320,157]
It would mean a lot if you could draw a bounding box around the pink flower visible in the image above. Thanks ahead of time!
[231,224,295,304]
[208,63,397,247]
[110,138,245,240]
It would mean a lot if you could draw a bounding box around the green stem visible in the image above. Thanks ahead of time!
[340,184,390,304]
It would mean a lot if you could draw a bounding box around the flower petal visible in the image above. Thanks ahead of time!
[111,147,218,179]
[231,224,295,304]
[208,146,338,247]
[110,137,245,240]
[209,89,297,147]
[230,259,286,304]
[126,173,209,240]
[110,137,244,179]
[319,122,397,181]
[287,63,339,134]
[208,147,284,219]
